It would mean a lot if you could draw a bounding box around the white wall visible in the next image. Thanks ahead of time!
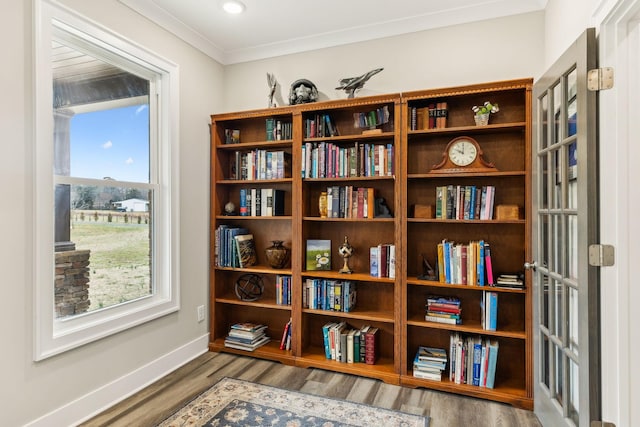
[222,13,545,112]
[2,1,223,425]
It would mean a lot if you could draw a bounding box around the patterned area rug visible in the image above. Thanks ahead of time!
[158,377,429,427]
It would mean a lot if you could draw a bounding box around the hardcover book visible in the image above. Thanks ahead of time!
[234,234,257,268]
[306,239,331,270]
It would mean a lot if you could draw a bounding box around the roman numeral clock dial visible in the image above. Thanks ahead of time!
[429,136,497,173]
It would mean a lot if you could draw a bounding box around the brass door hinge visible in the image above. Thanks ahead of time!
[588,244,615,267]
[587,67,614,91]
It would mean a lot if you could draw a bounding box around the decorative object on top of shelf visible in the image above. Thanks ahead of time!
[267,72,278,108]
[418,254,437,281]
[224,201,237,215]
[472,101,499,126]
[430,136,497,173]
[374,197,392,218]
[338,236,354,274]
[318,191,328,218]
[289,79,318,105]
[336,68,384,98]
[234,273,264,302]
[265,240,290,269]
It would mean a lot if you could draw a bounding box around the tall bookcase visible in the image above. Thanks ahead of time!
[210,79,532,408]
[399,79,532,408]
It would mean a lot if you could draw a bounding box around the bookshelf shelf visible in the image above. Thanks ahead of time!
[210,80,532,409]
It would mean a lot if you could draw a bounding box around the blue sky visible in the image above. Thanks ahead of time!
[70,104,149,183]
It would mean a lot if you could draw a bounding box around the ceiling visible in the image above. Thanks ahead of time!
[119,0,547,65]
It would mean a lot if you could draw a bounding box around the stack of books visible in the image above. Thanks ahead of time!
[425,295,461,325]
[413,346,448,381]
[494,273,524,289]
[224,322,270,352]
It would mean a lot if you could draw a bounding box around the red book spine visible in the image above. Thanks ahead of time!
[364,328,378,364]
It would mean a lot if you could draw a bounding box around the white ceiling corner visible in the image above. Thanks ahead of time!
[118,0,547,65]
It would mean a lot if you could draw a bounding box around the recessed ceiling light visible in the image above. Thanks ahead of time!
[222,0,245,14]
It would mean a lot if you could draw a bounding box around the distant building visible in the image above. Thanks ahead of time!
[112,198,149,212]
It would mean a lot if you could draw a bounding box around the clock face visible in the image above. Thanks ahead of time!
[449,139,478,167]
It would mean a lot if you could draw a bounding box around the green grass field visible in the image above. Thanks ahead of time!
[71,219,151,311]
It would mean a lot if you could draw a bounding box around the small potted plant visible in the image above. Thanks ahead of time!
[472,101,499,126]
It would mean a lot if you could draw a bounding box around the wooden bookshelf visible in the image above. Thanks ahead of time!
[399,79,532,409]
[209,80,532,409]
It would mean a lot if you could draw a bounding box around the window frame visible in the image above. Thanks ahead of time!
[33,0,180,361]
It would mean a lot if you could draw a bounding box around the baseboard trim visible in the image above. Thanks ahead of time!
[25,333,209,427]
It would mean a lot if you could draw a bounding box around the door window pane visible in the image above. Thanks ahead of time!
[553,83,562,144]
[553,279,564,338]
[567,214,578,280]
[567,68,577,137]
[568,285,579,353]
[540,93,549,150]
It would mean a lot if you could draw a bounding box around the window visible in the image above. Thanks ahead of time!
[34,1,180,360]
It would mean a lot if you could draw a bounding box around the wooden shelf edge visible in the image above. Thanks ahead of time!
[216,140,293,150]
[209,340,296,365]
[302,308,395,323]
[407,122,526,136]
[406,319,526,339]
[297,354,399,385]
[400,375,532,410]
[303,131,396,142]
[301,270,395,283]
[406,278,526,294]
[215,297,293,311]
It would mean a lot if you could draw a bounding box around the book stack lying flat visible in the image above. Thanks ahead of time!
[425,295,461,325]
[224,322,270,352]
[413,346,448,381]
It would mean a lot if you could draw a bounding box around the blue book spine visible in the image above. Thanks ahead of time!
[444,241,452,283]
[239,188,248,216]
[488,292,498,331]
[472,341,482,386]
[486,341,499,389]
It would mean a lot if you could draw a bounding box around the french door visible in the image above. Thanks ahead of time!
[531,28,600,426]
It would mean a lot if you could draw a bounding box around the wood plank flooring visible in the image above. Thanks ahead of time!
[80,351,542,427]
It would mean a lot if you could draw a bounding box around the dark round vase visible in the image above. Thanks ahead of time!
[265,240,290,269]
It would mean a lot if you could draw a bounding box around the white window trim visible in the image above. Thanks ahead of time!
[33,0,180,361]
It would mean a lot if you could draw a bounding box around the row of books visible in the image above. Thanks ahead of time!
[425,295,461,325]
[353,105,390,129]
[238,188,286,216]
[435,185,496,220]
[279,318,292,350]
[302,141,394,179]
[369,244,396,278]
[324,186,376,219]
[214,226,257,268]
[322,322,378,364]
[224,128,240,144]
[436,239,494,286]
[449,333,499,389]
[303,279,356,312]
[229,149,292,181]
[409,103,448,130]
[413,346,448,381]
[304,114,339,138]
[265,118,293,141]
[275,275,291,305]
[224,322,270,352]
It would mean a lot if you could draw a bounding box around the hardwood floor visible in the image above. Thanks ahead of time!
[80,351,542,427]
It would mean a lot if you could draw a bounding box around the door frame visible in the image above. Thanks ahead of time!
[598,1,640,425]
